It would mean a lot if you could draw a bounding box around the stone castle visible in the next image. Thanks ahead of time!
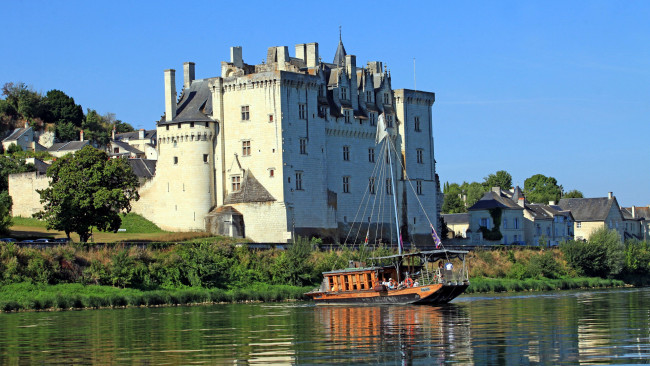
[12,39,443,244]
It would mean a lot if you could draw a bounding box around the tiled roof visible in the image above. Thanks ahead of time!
[525,204,552,220]
[112,141,143,155]
[468,191,523,211]
[442,213,469,225]
[161,79,214,125]
[3,127,30,142]
[558,197,619,221]
[126,158,156,179]
[46,140,90,152]
[333,40,347,66]
[115,130,156,141]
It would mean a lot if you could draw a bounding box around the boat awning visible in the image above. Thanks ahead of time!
[322,266,384,275]
[369,250,469,262]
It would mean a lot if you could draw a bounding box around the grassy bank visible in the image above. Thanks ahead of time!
[0,282,311,312]
[465,277,626,294]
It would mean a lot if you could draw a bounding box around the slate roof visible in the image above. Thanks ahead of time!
[161,79,214,125]
[623,206,650,219]
[3,127,30,142]
[512,186,525,203]
[468,191,523,211]
[112,141,144,155]
[525,204,553,220]
[46,140,90,152]
[333,39,347,66]
[545,205,573,218]
[620,207,637,220]
[224,170,275,204]
[558,197,619,221]
[126,159,156,179]
[32,158,50,175]
[115,130,156,141]
[442,213,469,225]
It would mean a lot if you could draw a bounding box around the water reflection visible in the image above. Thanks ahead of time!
[312,305,473,364]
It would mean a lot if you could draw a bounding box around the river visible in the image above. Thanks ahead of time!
[0,287,648,364]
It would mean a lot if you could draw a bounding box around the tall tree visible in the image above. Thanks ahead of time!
[563,189,584,199]
[82,109,110,146]
[35,146,140,242]
[524,174,563,204]
[464,182,486,207]
[43,89,84,127]
[442,183,466,214]
[0,155,35,191]
[482,170,512,190]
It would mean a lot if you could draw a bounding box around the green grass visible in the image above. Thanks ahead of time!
[117,213,165,233]
[0,283,312,312]
[12,216,48,228]
[466,276,626,293]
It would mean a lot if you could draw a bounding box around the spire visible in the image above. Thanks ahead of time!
[333,26,347,66]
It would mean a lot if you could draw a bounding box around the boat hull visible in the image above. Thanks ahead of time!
[310,283,469,305]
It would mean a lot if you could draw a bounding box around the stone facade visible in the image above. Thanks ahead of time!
[9,172,50,217]
[131,40,442,243]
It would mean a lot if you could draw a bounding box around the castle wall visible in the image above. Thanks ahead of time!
[8,172,50,217]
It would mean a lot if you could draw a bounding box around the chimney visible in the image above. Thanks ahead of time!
[111,127,116,140]
[230,46,243,68]
[80,130,84,141]
[345,55,358,110]
[138,129,145,140]
[306,42,319,68]
[518,197,525,208]
[491,187,501,195]
[295,43,306,62]
[183,62,195,89]
[632,206,636,218]
[608,192,613,199]
[164,69,177,122]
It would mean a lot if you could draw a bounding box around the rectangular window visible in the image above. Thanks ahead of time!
[546,226,551,236]
[386,115,393,128]
[366,90,372,102]
[536,224,541,235]
[514,234,519,243]
[368,148,375,163]
[480,218,489,227]
[166,125,169,131]
[514,218,519,229]
[416,149,424,164]
[190,122,195,128]
[369,113,376,126]
[113,147,119,154]
[343,176,350,193]
[383,93,389,104]
[318,106,327,119]
[203,154,208,163]
[299,104,307,119]
[173,156,178,165]
[177,123,181,129]
[295,172,303,190]
[343,146,350,161]
[299,138,307,155]
[577,222,582,228]
[241,106,250,120]
[414,116,421,132]
[268,114,274,123]
[503,218,508,229]
[231,176,241,191]
[242,140,251,156]
[386,178,392,195]
[344,110,351,124]
[416,180,422,195]
[341,87,348,100]
[368,177,375,194]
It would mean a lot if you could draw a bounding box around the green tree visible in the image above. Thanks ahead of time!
[0,191,13,234]
[442,183,465,213]
[463,181,486,207]
[482,170,512,190]
[114,120,135,133]
[42,89,84,127]
[82,109,110,146]
[524,174,563,204]
[0,156,35,191]
[55,121,78,142]
[561,227,624,278]
[34,146,140,242]
[5,144,22,154]
[563,189,584,199]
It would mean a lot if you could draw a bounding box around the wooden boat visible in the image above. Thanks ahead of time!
[306,250,469,305]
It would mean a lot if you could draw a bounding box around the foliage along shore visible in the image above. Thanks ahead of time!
[0,226,648,312]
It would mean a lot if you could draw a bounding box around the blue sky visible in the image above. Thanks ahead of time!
[2,1,649,207]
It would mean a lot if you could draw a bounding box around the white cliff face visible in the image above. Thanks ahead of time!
[38,130,56,148]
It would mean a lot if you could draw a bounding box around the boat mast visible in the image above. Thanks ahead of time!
[386,137,401,255]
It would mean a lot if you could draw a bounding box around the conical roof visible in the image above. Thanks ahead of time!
[333,39,347,66]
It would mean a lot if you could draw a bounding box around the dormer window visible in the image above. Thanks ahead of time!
[366,91,372,102]
[383,93,390,104]
[341,87,348,100]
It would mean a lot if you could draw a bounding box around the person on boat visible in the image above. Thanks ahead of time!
[413,279,419,287]
[445,262,453,271]
[388,278,395,290]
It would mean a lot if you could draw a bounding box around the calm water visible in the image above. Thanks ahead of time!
[0,287,649,365]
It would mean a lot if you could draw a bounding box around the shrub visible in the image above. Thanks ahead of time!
[561,228,624,278]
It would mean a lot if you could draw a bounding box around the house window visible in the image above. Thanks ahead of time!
[241,106,250,120]
[231,176,241,191]
[368,148,375,163]
[480,218,489,228]
[190,122,195,128]
[514,218,519,229]
[299,104,307,119]
[203,154,208,163]
[536,224,541,235]
[383,93,390,104]
[341,87,348,100]
[368,178,375,194]
[295,172,303,190]
[343,176,350,193]
[414,116,421,132]
[242,140,251,156]
[366,90,372,102]
[514,234,519,243]
[344,110,351,124]
[386,178,392,195]
[503,218,508,229]
[318,106,327,119]
[577,222,582,229]
[177,123,181,129]
[173,156,178,165]
[269,169,274,177]
[546,226,551,236]
[369,113,376,126]
[166,125,169,131]
[343,146,350,161]
[299,138,307,154]
[113,148,119,154]
[386,115,393,128]
[416,149,424,164]
[416,180,422,195]
[609,220,613,229]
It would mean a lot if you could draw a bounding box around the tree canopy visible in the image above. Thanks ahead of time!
[35,146,140,242]
[482,170,512,190]
[524,174,563,204]
[563,189,584,199]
